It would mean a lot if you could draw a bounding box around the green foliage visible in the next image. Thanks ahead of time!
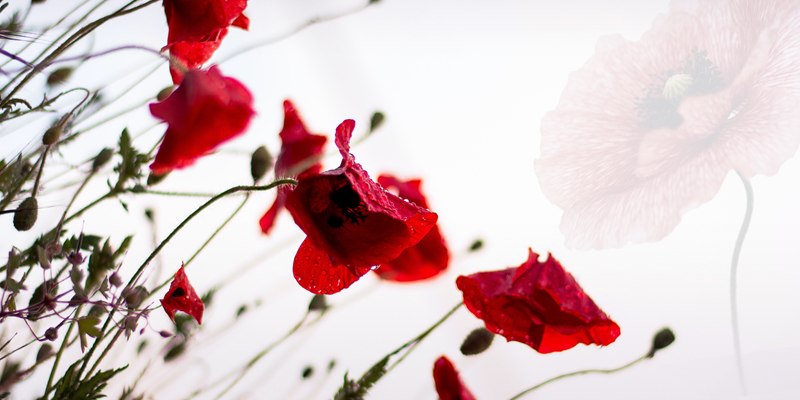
[333,357,389,400]
[50,360,127,400]
[112,128,148,192]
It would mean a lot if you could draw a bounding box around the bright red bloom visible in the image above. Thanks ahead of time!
[285,120,438,294]
[259,100,327,234]
[433,356,477,400]
[160,264,204,324]
[456,249,620,354]
[149,65,254,175]
[162,0,250,83]
[372,175,449,282]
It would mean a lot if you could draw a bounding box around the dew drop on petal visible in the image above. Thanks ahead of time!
[321,270,328,276]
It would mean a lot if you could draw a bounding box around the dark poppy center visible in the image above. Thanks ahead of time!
[326,182,368,228]
[171,287,186,298]
[634,47,724,129]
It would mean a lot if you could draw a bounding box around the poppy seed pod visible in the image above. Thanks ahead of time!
[92,148,113,172]
[44,327,58,341]
[460,327,495,356]
[647,327,676,358]
[42,125,63,145]
[13,197,38,231]
[156,85,176,102]
[46,67,73,87]
[250,146,272,181]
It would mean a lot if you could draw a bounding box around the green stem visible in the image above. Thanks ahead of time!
[731,170,753,395]
[85,325,123,378]
[77,180,296,379]
[508,355,648,400]
[185,193,250,267]
[384,302,463,375]
[45,305,83,392]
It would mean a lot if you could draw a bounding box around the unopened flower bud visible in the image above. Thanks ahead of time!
[47,67,73,87]
[302,366,314,379]
[159,330,172,338]
[647,327,676,358]
[469,239,484,252]
[250,146,272,181]
[147,172,168,186]
[460,327,495,356]
[308,294,327,311]
[36,343,53,363]
[13,197,38,231]
[92,148,113,172]
[42,125,63,145]
[369,111,385,133]
[88,304,106,316]
[109,271,122,287]
[44,327,58,341]
[156,85,177,102]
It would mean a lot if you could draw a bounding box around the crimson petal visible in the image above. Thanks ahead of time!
[160,264,204,324]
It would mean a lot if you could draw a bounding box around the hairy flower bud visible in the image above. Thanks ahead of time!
[647,327,676,358]
[460,327,495,356]
[156,85,177,102]
[44,327,58,341]
[42,125,63,145]
[468,239,484,252]
[250,146,272,182]
[109,271,122,287]
[47,67,73,87]
[36,343,53,363]
[369,111,385,133]
[13,197,38,231]
[92,148,113,172]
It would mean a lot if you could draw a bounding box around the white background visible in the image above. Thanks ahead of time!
[2,0,799,399]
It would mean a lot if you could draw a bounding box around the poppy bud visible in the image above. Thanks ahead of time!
[147,172,168,186]
[92,148,113,172]
[42,125,63,145]
[647,327,675,358]
[144,208,155,222]
[36,343,53,363]
[369,111,385,133]
[109,271,122,287]
[44,327,58,341]
[46,67,73,87]
[159,330,172,338]
[164,342,186,362]
[302,366,314,379]
[156,85,176,102]
[460,327,495,356]
[468,239,484,252]
[308,294,327,311]
[13,197,38,231]
[250,146,272,181]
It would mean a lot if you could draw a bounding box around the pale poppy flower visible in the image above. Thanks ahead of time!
[536,0,800,249]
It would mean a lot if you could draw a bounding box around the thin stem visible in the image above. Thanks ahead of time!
[85,325,123,378]
[139,190,231,198]
[45,305,83,392]
[32,147,49,197]
[385,302,463,374]
[508,355,648,400]
[731,170,753,395]
[185,193,250,267]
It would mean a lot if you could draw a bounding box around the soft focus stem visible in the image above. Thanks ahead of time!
[731,170,753,395]
[185,194,250,267]
[85,325,123,378]
[45,305,83,393]
[384,302,463,375]
[508,354,648,400]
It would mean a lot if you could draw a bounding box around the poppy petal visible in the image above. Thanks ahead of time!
[433,356,477,400]
[160,264,204,324]
[293,238,371,295]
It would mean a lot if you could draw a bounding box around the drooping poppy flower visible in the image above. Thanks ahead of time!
[259,100,327,235]
[284,120,438,294]
[372,175,449,282]
[162,0,250,83]
[433,356,477,400]
[535,0,800,249]
[149,65,254,175]
[160,264,204,324]
[456,249,620,354]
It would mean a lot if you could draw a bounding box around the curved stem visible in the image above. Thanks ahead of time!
[384,302,463,375]
[731,170,753,395]
[45,305,83,392]
[508,355,648,400]
[185,193,250,267]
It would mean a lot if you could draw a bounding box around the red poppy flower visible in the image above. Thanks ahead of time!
[372,175,449,282]
[456,249,620,354]
[259,100,327,235]
[160,264,204,324]
[162,0,250,83]
[433,356,477,400]
[149,65,254,175]
[285,120,438,294]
